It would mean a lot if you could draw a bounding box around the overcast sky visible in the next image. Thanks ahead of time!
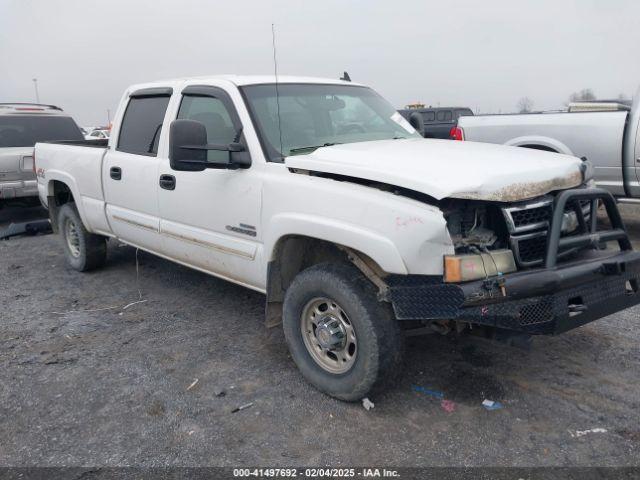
[1,0,639,125]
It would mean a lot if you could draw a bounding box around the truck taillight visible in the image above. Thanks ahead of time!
[449,126,464,141]
[32,149,36,174]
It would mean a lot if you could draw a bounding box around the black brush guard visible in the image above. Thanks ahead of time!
[388,188,640,335]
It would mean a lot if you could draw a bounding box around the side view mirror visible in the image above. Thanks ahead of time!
[169,119,251,171]
[408,112,425,137]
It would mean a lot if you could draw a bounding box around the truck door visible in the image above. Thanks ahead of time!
[103,89,172,253]
[157,85,263,288]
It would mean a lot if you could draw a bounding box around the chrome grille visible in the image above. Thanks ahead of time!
[503,197,594,267]
[509,232,548,264]
[502,197,553,235]
[510,204,552,229]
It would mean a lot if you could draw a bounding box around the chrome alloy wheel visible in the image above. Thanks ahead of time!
[65,218,81,258]
[301,297,357,374]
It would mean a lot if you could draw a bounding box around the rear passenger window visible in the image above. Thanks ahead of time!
[422,111,435,122]
[117,95,170,156]
[177,95,237,162]
[436,110,453,122]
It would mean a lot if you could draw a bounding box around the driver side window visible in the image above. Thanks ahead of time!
[177,95,236,162]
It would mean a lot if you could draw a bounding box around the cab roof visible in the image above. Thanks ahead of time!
[126,75,365,93]
[201,75,363,87]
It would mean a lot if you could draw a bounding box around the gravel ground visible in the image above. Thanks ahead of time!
[0,204,639,467]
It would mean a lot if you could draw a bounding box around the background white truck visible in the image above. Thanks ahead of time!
[34,75,640,400]
[456,88,640,202]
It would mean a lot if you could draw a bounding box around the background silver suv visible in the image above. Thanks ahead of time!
[0,103,83,207]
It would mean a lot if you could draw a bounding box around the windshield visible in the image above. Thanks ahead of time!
[0,115,83,148]
[242,84,421,161]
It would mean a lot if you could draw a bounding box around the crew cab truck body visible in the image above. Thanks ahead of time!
[456,88,640,201]
[0,103,83,206]
[35,76,640,400]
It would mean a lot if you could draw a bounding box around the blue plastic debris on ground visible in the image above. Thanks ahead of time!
[412,385,445,399]
[482,399,504,410]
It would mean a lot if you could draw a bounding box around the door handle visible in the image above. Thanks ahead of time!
[110,166,122,180]
[159,174,176,191]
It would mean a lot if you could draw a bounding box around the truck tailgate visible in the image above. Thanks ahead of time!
[0,147,33,176]
[0,147,36,199]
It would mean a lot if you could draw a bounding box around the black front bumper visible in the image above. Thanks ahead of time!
[389,250,640,334]
[388,188,640,335]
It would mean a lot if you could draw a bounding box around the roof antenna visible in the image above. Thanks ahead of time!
[340,71,351,82]
[271,23,284,160]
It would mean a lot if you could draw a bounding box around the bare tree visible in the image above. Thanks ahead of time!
[569,89,596,103]
[517,97,533,113]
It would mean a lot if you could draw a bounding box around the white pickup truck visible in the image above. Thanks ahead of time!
[35,75,640,400]
[456,88,640,201]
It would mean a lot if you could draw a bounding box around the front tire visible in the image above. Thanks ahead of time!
[283,263,404,401]
[58,203,107,271]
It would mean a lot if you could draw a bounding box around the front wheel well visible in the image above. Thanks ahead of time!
[265,236,387,327]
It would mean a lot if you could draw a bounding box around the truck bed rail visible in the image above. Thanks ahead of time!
[40,139,108,148]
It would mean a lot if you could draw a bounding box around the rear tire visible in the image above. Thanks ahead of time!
[283,262,404,401]
[58,203,107,271]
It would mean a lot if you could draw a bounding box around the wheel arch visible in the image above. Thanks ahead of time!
[264,233,396,328]
[519,144,558,153]
[504,136,573,155]
[44,175,91,234]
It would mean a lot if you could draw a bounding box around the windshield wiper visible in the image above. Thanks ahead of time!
[288,142,339,155]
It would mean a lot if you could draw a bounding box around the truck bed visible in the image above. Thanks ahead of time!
[35,141,110,234]
[458,110,628,195]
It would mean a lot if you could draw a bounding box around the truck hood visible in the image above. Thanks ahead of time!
[284,138,584,202]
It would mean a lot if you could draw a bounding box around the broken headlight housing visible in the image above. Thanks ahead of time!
[580,159,595,184]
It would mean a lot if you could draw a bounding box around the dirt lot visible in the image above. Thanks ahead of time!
[1,204,639,467]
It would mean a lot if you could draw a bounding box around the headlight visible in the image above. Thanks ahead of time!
[581,159,595,183]
[444,249,517,283]
[561,211,579,233]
